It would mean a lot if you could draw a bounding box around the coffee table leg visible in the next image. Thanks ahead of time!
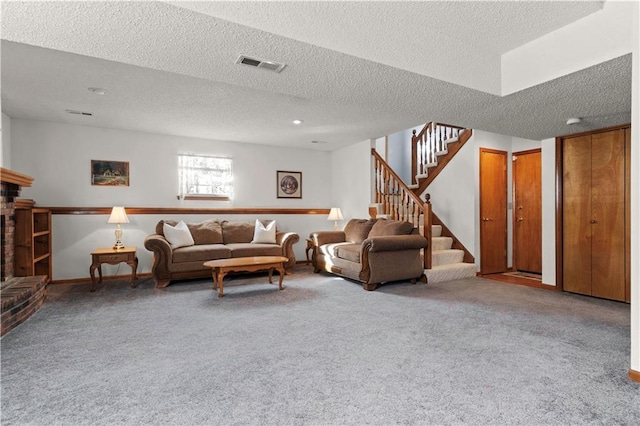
[217,269,227,298]
[211,268,218,291]
[277,263,285,290]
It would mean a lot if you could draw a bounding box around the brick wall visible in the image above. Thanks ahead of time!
[1,182,20,281]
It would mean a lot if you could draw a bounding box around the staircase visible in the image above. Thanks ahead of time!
[372,121,477,284]
[426,224,476,283]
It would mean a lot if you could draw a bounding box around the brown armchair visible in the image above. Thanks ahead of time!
[310,218,427,291]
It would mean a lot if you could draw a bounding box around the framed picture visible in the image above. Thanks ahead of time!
[277,170,302,199]
[91,160,130,186]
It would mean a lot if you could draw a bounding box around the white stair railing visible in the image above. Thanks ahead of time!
[411,122,464,184]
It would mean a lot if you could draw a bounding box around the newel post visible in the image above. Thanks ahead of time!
[411,129,418,185]
[424,193,433,270]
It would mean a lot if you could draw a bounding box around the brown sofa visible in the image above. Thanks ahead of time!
[144,219,299,288]
[310,218,427,291]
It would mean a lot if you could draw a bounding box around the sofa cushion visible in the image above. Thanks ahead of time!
[163,220,195,249]
[335,243,361,263]
[368,219,414,237]
[172,244,231,263]
[227,243,283,258]
[187,219,223,245]
[156,219,224,245]
[252,219,276,244]
[343,219,376,243]
[319,242,361,262]
[222,221,256,244]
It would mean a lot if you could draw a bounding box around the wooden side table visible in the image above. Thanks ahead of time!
[305,238,314,265]
[89,247,138,292]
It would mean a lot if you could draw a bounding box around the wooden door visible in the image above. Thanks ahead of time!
[590,129,625,301]
[480,148,507,274]
[563,135,593,295]
[513,149,542,273]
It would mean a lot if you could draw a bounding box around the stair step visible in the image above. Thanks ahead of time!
[432,236,453,251]
[432,249,464,266]
[432,224,442,237]
[416,173,428,180]
[425,263,476,284]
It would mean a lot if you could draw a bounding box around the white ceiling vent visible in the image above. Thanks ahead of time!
[236,55,286,73]
[66,109,93,116]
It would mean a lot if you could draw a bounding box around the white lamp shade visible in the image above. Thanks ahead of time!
[327,207,344,221]
[107,206,129,224]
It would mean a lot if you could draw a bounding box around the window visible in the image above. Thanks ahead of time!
[178,153,233,200]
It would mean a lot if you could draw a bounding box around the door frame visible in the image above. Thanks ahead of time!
[555,123,631,296]
[512,148,541,273]
[479,147,508,275]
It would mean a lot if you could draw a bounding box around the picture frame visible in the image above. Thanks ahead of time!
[277,170,302,199]
[91,160,130,186]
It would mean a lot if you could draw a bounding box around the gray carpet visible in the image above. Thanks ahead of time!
[1,266,638,425]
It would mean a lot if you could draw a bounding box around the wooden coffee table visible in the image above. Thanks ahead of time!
[203,256,288,298]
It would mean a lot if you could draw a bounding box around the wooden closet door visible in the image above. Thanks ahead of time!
[513,150,542,273]
[479,148,508,274]
[591,129,626,301]
[563,135,592,295]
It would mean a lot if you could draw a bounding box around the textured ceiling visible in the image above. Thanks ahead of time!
[1,1,631,151]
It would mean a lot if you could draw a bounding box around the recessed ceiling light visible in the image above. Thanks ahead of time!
[293,119,303,125]
[566,117,581,125]
[311,140,327,144]
[88,87,106,95]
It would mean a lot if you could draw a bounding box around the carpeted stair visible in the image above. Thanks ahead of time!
[425,224,476,283]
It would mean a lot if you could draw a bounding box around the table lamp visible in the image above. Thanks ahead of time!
[327,207,344,231]
[108,206,129,249]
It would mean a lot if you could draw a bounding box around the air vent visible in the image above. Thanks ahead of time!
[66,110,93,116]
[236,55,286,73]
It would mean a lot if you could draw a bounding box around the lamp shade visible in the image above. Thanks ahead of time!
[327,207,343,221]
[107,206,129,224]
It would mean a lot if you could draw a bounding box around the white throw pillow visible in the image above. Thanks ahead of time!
[251,219,276,244]
[163,220,195,249]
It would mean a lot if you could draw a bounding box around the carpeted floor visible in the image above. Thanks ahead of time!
[1,265,638,425]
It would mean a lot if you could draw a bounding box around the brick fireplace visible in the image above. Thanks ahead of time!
[1,168,33,281]
[1,168,47,336]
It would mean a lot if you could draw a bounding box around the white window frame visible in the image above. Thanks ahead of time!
[178,153,233,201]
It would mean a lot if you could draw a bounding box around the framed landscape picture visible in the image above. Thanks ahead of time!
[91,160,130,186]
[277,170,302,199]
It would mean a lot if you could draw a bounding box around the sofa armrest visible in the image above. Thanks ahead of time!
[310,231,346,247]
[144,234,173,286]
[361,234,427,252]
[276,231,300,271]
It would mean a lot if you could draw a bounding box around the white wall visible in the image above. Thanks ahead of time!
[629,0,639,377]
[331,139,372,222]
[386,129,413,184]
[1,113,11,168]
[10,119,333,280]
[501,1,634,95]
[540,138,556,286]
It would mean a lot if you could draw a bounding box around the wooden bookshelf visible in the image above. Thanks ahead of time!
[15,207,52,282]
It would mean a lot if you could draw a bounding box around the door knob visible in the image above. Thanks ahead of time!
[482,217,492,222]
[590,219,597,224]
[517,217,524,222]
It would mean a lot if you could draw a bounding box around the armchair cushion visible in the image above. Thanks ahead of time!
[343,219,376,243]
[368,219,414,237]
[335,243,362,263]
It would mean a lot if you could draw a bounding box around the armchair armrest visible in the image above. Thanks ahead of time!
[144,234,173,286]
[310,231,346,247]
[276,231,300,271]
[362,234,427,252]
